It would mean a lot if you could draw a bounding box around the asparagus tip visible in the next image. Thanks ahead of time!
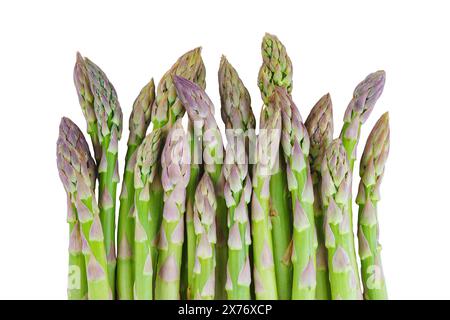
[76,51,83,63]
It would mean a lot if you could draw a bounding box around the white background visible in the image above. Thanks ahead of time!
[0,0,448,299]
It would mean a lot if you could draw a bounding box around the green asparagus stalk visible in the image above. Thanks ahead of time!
[183,120,202,299]
[250,109,281,300]
[133,129,162,300]
[117,79,155,299]
[147,48,205,299]
[57,117,112,299]
[152,48,206,131]
[218,56,254,300]
[321,139,362,300]
[258,33,293,106]
[58,118,94,300]
[173,76,227,299]
[275,88,317,299]
[84,57,123,295]
[155,119,190,299]
[223,143,252,299]
[356,113,389,300]
[305,93,333,300]
[73,53,101,164]
[338,70,386,294]
[258,34,294,300]
[192,173,217,300]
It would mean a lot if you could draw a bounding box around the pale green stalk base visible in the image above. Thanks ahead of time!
[182,170,198,299]
[313,171,331,300]
[359,201,387,300]
[269,157,292,300]
[134,187,153,300]
[148,171,164,283]
[155,219,184,299]
[290,170,316,300]
[68,220,88,300]
[182,123,201,300]
[327,228,360,300]
[98,135,118,296]
[193,251,215,300]
[340,123,364,293]
[315,265,330,299]
[209,167,227,300]
[78,197,111,300]
[314,212,331,300]
[116,146,138,300]
[215,197,228,300]
[133,240,152,300]
[226,221,251,300]
[252,178,278,300]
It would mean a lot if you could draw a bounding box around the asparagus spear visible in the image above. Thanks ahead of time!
[251,109,281,300]
[152,48,206,130]
[275,88,317,299]
[183,120,201,299]
[218,56,254,299]
[356,113,389,300]
[258,34,294,300]
[57,118,93,300]
[258,33,293,106]
[133,129,162,300]
[321,139,362,300]
[338,70,386,294]
[117,79,155,299]
[84,57,123,295]
[147,48,206,298]
[73,53,101,164]
[173,76,227,299]
[57,117,111,299]
[192,173,217,300]
[223,142,252,299]
[305,93,333,300]
[155,119,190,299]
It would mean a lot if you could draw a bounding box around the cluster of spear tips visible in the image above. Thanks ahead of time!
[57,33,389,300]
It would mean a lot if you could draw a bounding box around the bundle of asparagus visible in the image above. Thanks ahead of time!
[58,34,390,300]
